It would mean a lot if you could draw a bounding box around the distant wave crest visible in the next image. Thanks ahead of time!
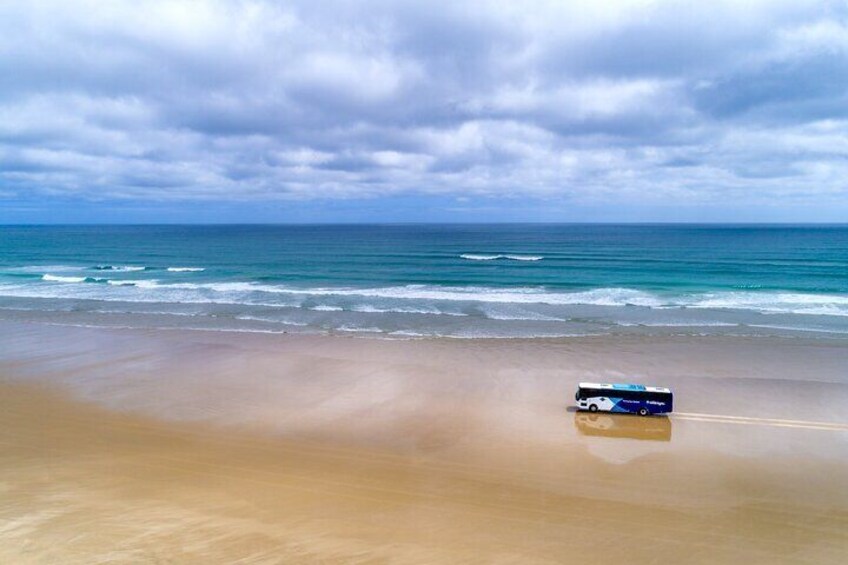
[94,265,147,272]
[7,265,85,273]
[460,254,543,261]
[167,267,205,272]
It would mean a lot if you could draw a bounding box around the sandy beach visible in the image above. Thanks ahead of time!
[4,0,848,560]
[1,320,847,563]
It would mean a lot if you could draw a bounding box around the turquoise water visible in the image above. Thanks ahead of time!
[1,225,847,338]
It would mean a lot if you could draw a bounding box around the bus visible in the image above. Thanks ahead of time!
[575,382,673,416]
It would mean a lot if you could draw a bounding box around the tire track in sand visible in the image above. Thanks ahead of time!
[673,412,848,432]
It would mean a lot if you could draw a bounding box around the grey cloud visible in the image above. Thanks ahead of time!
[0,0,847,209]
[694,53,848,121]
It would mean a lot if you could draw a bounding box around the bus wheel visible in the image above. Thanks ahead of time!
[589,404,598,413]
[638,408,649,417]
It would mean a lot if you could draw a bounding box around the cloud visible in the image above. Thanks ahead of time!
[0,0,846,215]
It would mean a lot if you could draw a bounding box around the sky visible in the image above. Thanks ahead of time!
[1,0,847,223]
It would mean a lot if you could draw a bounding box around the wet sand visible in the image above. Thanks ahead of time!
[1,321,848,563]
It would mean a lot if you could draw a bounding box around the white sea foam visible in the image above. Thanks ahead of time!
[309,305,344,312]
[683,292,848,317]
[167,267,205,272]
[184,283,665,307]
[170,326,304,335]
[234,315,310,326]
[23,320,321,336]
[351,304,467,316]
[446,330,594,339]
[388,330,432,338]
[42,274,88,283]
[747,324,848,335]
[507,255,543,261]
[94,309,202,317]
[0,281,231,305]
[460,254,543,261]
[150,281,254,292]
[337,325,383,333]
[5,278,848,319]
[615,321,739,327]
[481,306,566,321]
[105,279,161,289]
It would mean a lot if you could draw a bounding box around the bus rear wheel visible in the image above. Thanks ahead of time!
[638,408,649,417]
[589,404,598,413]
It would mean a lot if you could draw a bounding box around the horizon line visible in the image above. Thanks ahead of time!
[3,221,848,227]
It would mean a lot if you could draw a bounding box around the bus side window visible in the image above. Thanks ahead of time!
[617,390,636,401]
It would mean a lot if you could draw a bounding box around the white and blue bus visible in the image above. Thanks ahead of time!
[575,382,673,416]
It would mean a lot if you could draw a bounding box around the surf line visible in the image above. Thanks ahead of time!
[673,412,848,432]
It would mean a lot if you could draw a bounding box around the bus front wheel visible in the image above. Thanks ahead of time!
[589,404,598,413]
[638,408,649,417]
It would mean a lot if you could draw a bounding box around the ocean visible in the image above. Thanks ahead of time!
[1,224,847,339]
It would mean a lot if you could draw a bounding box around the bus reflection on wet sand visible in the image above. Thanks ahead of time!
[574,412,672,442]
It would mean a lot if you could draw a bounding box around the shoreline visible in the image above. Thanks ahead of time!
[2,320,848,562]
[3,283,848,341]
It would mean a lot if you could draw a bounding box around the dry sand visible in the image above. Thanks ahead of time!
[1,320,847,563]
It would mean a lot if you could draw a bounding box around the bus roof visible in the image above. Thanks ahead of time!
[578,382,671,394]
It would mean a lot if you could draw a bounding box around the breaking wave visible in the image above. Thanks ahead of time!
[42,274,102,283]
[682,292,848,317]
[4,276,848,317]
